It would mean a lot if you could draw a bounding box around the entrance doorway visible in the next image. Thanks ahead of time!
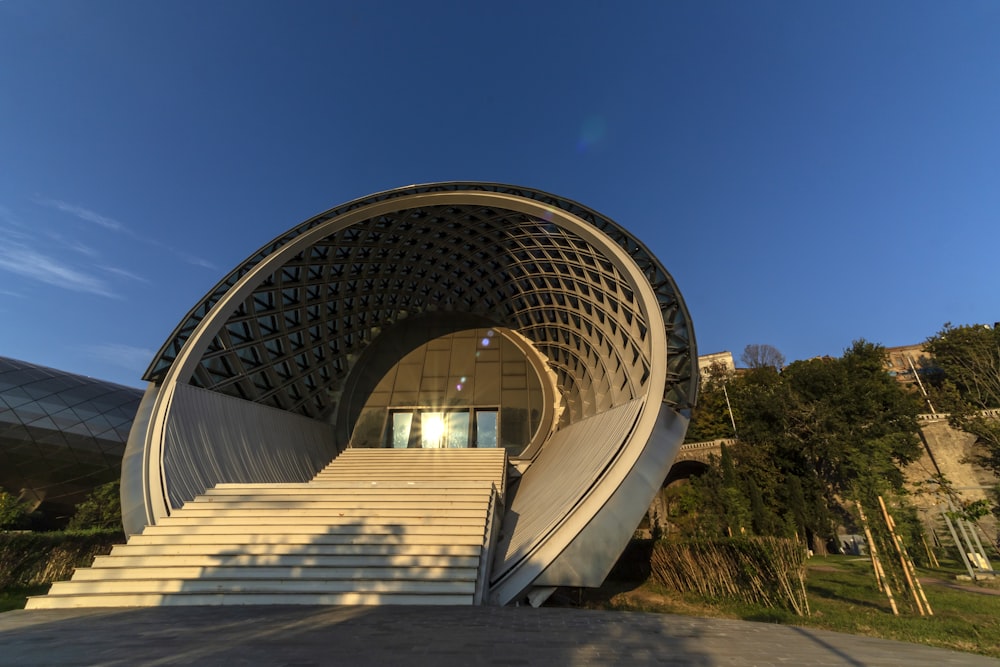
[388,408,498,449]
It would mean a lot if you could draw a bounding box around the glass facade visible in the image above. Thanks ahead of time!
[0,356,143,521]
[349,328,543,456]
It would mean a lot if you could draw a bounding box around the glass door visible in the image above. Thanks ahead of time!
[385,408,493,448]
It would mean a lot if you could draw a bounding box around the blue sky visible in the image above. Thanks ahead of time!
[1,1,998,388]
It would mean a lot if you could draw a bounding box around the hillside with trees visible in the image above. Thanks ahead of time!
[924,323,1000,482]
[672,341,927,553]
[669,326,1000,557]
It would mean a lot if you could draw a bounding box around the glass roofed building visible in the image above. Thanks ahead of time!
[30,183,698,609]
[0,356,143,523]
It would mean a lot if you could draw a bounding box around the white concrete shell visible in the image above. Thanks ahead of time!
[122,183,697,604]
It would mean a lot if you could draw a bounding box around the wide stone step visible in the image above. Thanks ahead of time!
[125,533,485,546]
[185,498,489,510]
[157,515,485,527]
[312,474,498,480]
[210,480,494,490]
[72,565,478,581]
[173,507,488,518]
[189,495,488,506]
[107,543,482,558]
[27,591,473,609]
[200,488,490,498]
[140,523,484,536]
[47,577,474,596]
[316,464,501,470]
[92,554,482,569]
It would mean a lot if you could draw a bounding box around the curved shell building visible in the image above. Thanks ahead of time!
[33,182,696,608]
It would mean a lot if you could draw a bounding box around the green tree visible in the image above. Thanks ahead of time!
[669,341,922,548]
[731,341,919,547]
[685,360,737,442]
[67,481,122,531]
[782,341,922,502]
[0,488,31,530]
[925,323,1000,477]
[740,343,785,370]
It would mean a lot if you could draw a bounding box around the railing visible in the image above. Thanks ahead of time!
[679,438,736,451]
[918,408,1000,421]
[474,484,503,606]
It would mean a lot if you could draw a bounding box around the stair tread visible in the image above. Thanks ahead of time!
[74,565,479,580]
[26,592,474,609]
[48,579,476,594]
[94,555,482,568]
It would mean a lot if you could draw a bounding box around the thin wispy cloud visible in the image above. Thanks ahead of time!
[99,265,149,283]
[44,230,101,258]
[0,205,21,226]
[0,221,32,243]
[71,242,100,257]
[175,250,218,271]
[0,241,117,298]
[36,197,125,232]
[36,196,218,271]
[85,343,155,374]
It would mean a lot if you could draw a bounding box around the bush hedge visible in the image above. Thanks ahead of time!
[0,529,124,588]
[650,536,810,615]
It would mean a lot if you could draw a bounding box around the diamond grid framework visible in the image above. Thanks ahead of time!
[0,356,143,518]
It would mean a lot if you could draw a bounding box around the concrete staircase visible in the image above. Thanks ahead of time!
[27,448,507,608]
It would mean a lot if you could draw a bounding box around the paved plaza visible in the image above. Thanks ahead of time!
[1,605,996,666]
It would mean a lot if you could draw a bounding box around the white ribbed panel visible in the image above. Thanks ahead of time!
[163,384,337,509]
[493,398,643,577]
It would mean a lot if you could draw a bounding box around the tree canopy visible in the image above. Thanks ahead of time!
[671,340,922,550]
[740,343,786,370]
[925,322,1000,481]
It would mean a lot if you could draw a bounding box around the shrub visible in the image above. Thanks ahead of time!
[0,489,32,530]
[0,529,123,588]
[67,481,122,531]
[650,536,810,615]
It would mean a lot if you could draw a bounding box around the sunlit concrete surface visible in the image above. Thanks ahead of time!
[1,606,996,666]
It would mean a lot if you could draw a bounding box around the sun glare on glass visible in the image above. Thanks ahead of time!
[421,413,446,446]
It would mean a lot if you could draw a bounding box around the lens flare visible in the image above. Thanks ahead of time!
[422,413,445,446]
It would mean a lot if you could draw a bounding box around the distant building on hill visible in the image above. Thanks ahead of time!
[697,351,735,379]
[884,343,936,387]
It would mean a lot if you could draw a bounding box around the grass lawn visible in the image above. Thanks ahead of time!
[565,554,1000,659]
[0,585,49,613]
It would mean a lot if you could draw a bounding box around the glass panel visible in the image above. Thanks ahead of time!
[476,410,498,448]
[421,412,446,449]
[351,408,386,448]
[447,412,469,448]
[391,412,413,448]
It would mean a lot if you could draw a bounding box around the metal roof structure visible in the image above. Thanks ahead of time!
[0,356,142,521]
[123,182,697,604]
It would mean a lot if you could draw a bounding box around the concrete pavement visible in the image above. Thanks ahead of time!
[1,605,997,666]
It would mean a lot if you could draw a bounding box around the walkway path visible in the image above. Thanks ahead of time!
[1,605,997,666]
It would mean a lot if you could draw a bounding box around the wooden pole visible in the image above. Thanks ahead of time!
[878,495,926,616]
[889,511,935,615]
[921,533,939,568]
[857,501,898,615]
[942,508,977,580]
[858,502,884,591]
